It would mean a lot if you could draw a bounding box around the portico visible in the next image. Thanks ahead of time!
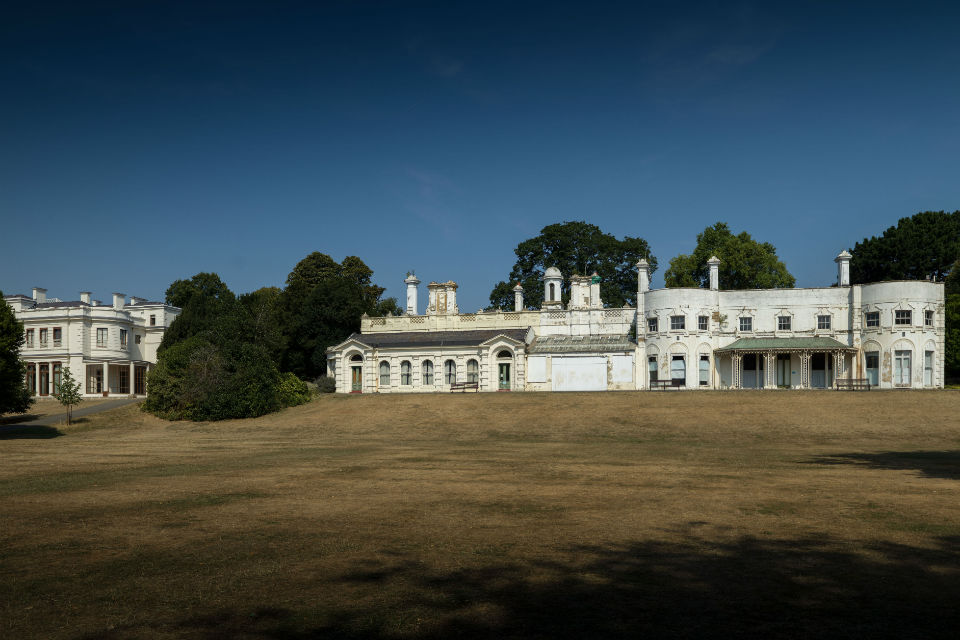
[714,337,856,389]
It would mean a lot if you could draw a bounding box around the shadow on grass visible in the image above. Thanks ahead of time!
[83,534,960,639]
[806,450,960,480]
[0,424,63,439]
[0,413,41,425]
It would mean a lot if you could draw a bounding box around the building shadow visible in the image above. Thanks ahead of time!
[805,450,960,480]
[84,533,960,639]
[0,424,64,439]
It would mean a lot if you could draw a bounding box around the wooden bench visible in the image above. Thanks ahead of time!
[449,381,479,393]
[836,378,871,391]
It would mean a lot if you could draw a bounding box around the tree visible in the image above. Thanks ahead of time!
[664,222,795,289]
[850,210,960,284]
[52,365,83,424]
[488,221,657,310]
[0,292,32,416]
[160,273,237,353]
[279,253,395,379]
[145,275,309,421]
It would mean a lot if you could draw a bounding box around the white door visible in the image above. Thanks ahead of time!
[924,351,933,386]
[552,356,607,391]
[894,350,911,386]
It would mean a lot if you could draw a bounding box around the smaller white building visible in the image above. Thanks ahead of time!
[5,288,180,398]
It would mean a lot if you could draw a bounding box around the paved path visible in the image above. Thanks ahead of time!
[0,397,141,429]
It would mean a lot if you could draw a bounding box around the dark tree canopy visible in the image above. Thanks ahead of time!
[849,210,960,284]
[488,221,657,310]
[0,292,32,415]
[145,275,308,421]
[279,253,396,379]
[664,222,795,290]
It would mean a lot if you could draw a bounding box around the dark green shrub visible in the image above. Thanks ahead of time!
[315,375,336,393]
[278,372,312,407]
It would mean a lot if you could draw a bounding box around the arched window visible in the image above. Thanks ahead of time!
[497,350,512,359]
[350,353,363,362]
[379,361,390,386]
[401,361,412,385]
[444,359,456,385]
[467,359,479,383]
[549,282,556,301]
[422,360,434,385]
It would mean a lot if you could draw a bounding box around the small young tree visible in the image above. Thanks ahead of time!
[53,365,83,425]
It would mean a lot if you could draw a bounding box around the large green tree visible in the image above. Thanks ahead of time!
[145,275,309,421]
[664,222,795,289]
[0,292,32,415]
[279,253,397,379]
[849,210,960,284]
[488,221,657,310]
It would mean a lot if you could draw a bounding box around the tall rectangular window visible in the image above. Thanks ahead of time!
[698,316,708,331]
[149,314,156,326]
[865,352,879,386]
[670,355,686,384]
[895,310,912,325]
[778,316,791,331]
[25,329,34,347]
[118,367,129,394]
[96,328,108,347]
[924,351,934,386]
[865,311,880,327]
[647,317,658,333]
[53,327,62,346]
[135,334,141,345]
[135,366,147,394]
[925,310,934,326]
[120,329,128,348]
[670,315,685,331]
[648,356,658,383]
[817,315,831,330]
[39,328,48,346]
[699,355,709,386]
[739,317,752,332]
[53,363,62,394]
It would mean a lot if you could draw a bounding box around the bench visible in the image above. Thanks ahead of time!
[836,378,871,391]
[449,381,479,393]
[649,379,684,390]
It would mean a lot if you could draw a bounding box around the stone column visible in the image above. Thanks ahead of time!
[34,363,39,396]
[766,352,775,388]
[129,362,135,395]
[834,352,843,387]
[800,352,810,388]
[103,362,110,395]
[733,353,741,389]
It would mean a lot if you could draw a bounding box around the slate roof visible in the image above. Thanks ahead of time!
[528,334,635,354]
[714,337,854,352]
[337,328,529,350]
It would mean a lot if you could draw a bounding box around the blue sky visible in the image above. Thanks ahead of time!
[2,1,958,311]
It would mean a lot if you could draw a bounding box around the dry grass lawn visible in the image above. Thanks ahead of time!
[1,391,959,639]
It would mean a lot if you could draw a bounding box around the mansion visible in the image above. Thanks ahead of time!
[326,252,945,392]
[5,288,180,398]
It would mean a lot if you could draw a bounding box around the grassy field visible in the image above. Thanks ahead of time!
[1,391,959,639]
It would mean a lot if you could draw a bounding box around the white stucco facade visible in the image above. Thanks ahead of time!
[5,288,180,399]
[327,252,945,393]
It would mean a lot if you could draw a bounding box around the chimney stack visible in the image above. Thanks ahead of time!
[404,272,421,315]
[513,283,524,311]
[708,256,721,291]
[80,292,92,304]
[589,273,602,308]
[636,259,650,294]
[112,293,125,310]
[32,287,47,303]
[835,250,851,287]
[129,296,147,306]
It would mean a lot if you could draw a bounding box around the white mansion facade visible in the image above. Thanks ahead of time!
[326,252,945,392]
[5,288,180,398]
